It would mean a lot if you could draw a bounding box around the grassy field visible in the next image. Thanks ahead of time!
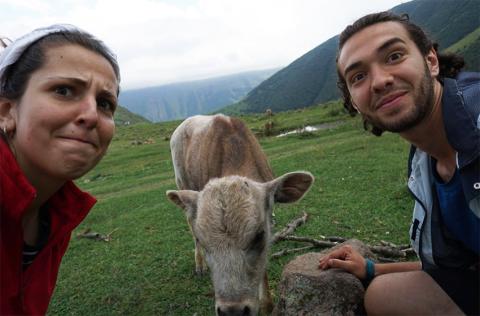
[48,102,414,315]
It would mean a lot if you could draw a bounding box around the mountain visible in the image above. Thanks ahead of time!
[222,0,480,115]
[118,68,279,122]
[114,105,150,126]
[446,26,480,71]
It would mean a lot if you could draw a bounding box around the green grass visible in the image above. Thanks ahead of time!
[48,102,414,315]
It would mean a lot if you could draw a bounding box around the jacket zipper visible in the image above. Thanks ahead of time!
[407,182,428,265]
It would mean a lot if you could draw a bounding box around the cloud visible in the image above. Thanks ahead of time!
[0,0,406,89]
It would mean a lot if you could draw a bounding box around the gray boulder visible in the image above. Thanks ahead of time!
[273,239,376,316]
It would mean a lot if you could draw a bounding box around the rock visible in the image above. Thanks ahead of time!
[274,239,376,316]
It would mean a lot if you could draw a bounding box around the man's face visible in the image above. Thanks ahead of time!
[337,21,439,133]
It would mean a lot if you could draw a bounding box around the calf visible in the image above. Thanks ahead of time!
[166,114,313,315]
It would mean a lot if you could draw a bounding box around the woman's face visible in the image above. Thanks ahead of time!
[10,44,118,184]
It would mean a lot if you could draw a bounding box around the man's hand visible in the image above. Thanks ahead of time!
[318,245,367,279]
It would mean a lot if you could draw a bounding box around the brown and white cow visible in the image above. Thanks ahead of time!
[166,114,314,316]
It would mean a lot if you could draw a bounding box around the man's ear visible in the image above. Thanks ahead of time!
[0,97,17,132]
[425,48,440,78]
[266,171,314,203]
[166,190,199,221]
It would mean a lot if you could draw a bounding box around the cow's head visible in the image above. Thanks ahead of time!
[167,171,314,315]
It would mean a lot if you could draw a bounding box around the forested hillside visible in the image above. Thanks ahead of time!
[446,27,480,71]
[223,0,480,115]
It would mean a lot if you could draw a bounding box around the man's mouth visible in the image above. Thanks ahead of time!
[375,91,408,110]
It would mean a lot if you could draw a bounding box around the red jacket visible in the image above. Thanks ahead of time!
[0,139,96,315]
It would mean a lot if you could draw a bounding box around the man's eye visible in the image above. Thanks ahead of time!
[387,52,403,63]
[54,86,73,97]
[351,73,365,85]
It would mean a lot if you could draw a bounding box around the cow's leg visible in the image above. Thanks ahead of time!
[259,272,273,314]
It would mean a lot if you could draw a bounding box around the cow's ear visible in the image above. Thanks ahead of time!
[267,171,314,203]
[166,190,199,219]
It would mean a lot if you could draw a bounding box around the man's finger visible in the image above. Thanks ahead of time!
[328,258,354,272]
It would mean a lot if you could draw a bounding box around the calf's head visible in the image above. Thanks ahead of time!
[167,171,314,315]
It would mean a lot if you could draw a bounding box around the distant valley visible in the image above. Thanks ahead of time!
[118,68,279,122]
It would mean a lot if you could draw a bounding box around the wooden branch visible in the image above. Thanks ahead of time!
[281,235,338,248]
[369,245,405,258]
[271,211,308,244]
[76,228,118,242]
[270,211,416,261]
[402,248,416,256]
[377,257,397,263]
[325,236,347,243]
[272,234,414,261]
[271,245,315,259]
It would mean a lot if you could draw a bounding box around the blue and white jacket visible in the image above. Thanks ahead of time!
[408,72,480,269]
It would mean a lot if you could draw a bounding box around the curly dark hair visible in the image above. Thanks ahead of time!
[336,11,465,136]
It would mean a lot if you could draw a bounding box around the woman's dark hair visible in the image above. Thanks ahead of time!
[1,30,120,101]
[336,11,464,136]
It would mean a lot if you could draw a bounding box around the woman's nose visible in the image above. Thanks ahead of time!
[75,96,99,128]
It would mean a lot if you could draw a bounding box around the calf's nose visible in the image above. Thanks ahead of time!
[217,304,252,316]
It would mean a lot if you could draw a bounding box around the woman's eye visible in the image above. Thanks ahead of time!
[54,86,73,97]
[97,98,116,113]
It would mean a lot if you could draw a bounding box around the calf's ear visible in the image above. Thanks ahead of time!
[166,190,199,219]
[267,171,314,203]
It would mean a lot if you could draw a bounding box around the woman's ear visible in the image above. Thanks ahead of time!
[0,97,17,133]
[426,48,440,78]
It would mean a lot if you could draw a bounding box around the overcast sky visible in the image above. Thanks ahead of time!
[1,0,407,90]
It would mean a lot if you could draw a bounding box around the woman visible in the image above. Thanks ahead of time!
[0,25,120,315]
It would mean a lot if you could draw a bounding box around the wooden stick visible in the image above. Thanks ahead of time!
[271,245,315,259]
[76,228,118,242]
[273,234,413,260]
[369,245,405,258]
[271,211,308,244]
[281,235,338,248]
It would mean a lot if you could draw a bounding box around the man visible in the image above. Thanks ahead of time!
[319,12,479,315]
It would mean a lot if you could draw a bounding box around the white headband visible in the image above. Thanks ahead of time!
[0,24,118,94]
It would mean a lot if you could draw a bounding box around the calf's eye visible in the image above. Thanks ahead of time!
[249,230,265,252]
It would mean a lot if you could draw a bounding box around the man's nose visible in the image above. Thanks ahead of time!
[370,65,393,93]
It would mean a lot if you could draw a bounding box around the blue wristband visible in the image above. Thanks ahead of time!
[364,258,375,287]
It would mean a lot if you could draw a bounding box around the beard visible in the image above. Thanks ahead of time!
[363,62,435,133]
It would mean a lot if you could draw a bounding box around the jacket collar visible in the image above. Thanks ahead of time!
[0,138,96,228]
[442,75,480,168]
